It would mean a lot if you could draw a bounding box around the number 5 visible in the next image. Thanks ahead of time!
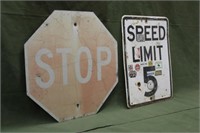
[143,66,158,97]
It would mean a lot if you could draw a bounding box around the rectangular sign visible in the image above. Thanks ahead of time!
[121,15,173,108]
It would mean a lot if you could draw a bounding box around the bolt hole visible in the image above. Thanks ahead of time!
[76,103,79,108]
[74,22,77,26]
[137,82,141,87]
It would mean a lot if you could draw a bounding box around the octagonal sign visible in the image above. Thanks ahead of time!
[24,11,118,122]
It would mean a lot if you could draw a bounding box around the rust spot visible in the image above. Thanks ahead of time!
[36,73,41,77]
[36,74,44,82]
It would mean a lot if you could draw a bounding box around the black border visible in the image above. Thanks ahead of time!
[122,16,173,108]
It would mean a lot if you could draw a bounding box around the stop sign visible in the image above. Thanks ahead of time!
[24,11,118,122]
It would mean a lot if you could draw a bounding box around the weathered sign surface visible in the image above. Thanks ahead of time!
[121,15,172,108]
[25,11,118,122]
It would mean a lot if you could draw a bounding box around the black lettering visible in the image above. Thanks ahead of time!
[140,46,143,62]
[159,26,165,40]
[136,25,143,35]
[144,46,153,61]
[127,25,135,41]
[153,45,156,60]
[157,45,163,60]
[152,26,158,40]
[132,47,140,62]
[145,26,151,41]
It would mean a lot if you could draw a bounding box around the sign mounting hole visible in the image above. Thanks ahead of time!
[76,103,79,108]
[137,82,141,87]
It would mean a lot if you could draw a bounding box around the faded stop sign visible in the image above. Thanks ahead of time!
[24,11,118,122]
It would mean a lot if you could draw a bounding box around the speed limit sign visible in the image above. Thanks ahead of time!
[121,15,173,107]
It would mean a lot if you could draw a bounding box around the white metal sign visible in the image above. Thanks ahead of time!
[121,15,172,108]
